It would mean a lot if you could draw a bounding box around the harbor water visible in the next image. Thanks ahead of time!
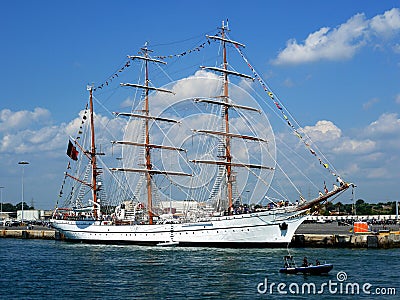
[0,239,398,299]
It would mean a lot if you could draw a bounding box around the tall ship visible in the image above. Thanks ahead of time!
[51,22,352,246]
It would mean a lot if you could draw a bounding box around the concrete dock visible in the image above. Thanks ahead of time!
[0,228,55,240]
[292,232,400,248]
[292,222,400,248]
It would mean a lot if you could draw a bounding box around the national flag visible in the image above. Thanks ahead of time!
[66,140,79,161]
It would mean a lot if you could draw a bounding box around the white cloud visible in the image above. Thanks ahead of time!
[301,120,376,155]
[0,107,51,133]
[366,112,400,135]
[318,113,400,184]
[273,8,400,65]
[120,97,134,108]
[332,138,376,154]
[365,167,388,179]
[393,44,400,54]
[362,97,380,110]
[370,8,400,37]
[302,120,342,142]
[0,107,125,156]
[395,94,400,104]
[359,152,385,162]
[283,78,294,88]
[0,127,64,154]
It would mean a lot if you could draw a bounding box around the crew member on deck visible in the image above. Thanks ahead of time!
[337,176,345,187]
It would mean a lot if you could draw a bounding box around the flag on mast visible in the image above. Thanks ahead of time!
[67,140,79,161]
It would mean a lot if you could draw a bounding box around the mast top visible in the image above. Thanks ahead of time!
[141,41,153,53]
[221,20,229,32]
[206,20,246,48]
[128,55,167,65]
[128,42,166,64]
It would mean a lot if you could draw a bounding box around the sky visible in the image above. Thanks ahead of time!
[1,0,399,210]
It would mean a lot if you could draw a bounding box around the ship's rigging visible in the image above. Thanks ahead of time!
[57,21,351,224]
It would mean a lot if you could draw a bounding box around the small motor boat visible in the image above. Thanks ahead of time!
[156,241,180,247]
[279,255,333,275]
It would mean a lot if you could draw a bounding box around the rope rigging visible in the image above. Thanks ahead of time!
[230,40,344,181]
[60,27,351,212]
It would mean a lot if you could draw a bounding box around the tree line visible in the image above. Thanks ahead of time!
[1,202,34,212]
[315,200,398,216]
[0,200,398,216]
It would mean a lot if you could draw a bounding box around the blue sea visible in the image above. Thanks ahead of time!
[0,239,398,299]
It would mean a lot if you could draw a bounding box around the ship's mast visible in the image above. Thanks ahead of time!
[112,44,190,224]
[220,23,233,210]
[88,86,99,219]
[143,46,154,225]
[194,21,273,213]
[63,86,102,218]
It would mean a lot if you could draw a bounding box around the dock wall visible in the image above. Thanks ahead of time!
[292,233,400,248]
[0,229,55,240]
[1,229,400,248]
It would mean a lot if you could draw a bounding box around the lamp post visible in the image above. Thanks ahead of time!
[18,161,29,224]
[0,186,4,222]
[352,185,357,216]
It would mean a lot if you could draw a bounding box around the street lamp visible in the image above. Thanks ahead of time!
[18,161,29,224]
[0,186,4,222]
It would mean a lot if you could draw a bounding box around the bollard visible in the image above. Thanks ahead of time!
[367,235,378,248]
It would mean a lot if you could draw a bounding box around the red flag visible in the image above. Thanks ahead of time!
[67,140,79,161]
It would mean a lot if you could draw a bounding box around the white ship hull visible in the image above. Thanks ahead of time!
[51,210,306,247]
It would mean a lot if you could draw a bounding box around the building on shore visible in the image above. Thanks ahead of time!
[16,210,53,221]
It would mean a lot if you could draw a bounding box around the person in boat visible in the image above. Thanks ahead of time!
[283,256,293,268]
[284,261,289,268]
[302,257,308,267]
[316,259,321,266]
